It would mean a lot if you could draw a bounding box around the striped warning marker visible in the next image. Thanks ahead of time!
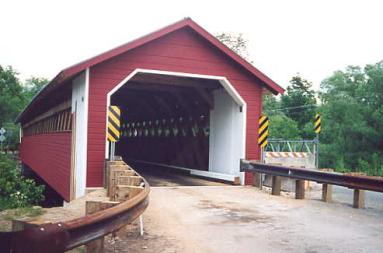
[266,152,309,158]
[314,113,321,134]
[108,106,121,142]
[258,115,269,148]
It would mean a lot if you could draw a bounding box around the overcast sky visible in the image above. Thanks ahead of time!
[1,0,382,90]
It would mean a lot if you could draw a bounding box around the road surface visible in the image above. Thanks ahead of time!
[105,185,383,253]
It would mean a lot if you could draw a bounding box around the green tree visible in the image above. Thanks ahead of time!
[319,62,383,175]
[301,121,317,140]
[263,94,302,140]
[216,32,251,61]
[1,122,19,150]
[22,77,48,102]
[216,35,318,142]
[263,94,281,112]
[0,66,24,125]
[0,64,48,150]
[269,114,301,140]
[281,75,317,134]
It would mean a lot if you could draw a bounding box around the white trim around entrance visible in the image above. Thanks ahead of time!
[105,68,247,184]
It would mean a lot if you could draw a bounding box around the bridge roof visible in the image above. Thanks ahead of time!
[17,18,284,123]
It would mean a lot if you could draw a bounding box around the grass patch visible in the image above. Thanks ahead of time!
[2,206,45,221]
[67,246,86,253]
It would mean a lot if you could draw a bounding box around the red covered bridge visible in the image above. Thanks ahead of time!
[17,18,284,202]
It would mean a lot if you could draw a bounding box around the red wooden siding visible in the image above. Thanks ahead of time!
[20,133,72,201]
[87,28,262,186]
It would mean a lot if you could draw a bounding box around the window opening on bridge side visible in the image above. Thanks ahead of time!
[22,108,72,136]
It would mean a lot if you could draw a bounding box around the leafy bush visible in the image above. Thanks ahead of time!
[0,154,44,210]
[269,114,301,140]
[1,122,20,151]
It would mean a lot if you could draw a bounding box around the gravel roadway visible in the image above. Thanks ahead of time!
[105,185,383,253]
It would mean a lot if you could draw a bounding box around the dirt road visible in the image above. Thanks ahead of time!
[105,186,383,253]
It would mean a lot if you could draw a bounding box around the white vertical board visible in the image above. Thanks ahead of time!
[209,89,245,183]
[71,70,89,198]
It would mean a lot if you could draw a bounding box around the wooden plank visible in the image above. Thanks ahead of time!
[113,169,136,177]
[117,176,142,186]
[105,161,128,190]
[115,186,144,201]
[113,156,123,161]
[86,200,120,214]
[107,160,126,166]
[108,162,136,199]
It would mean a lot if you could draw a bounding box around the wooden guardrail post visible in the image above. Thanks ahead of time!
[322,183,332,202]
[295,180,305,199]
[241,160,383,210]
[105,159,145,238]
[271,176,281,195]
[108,169,136,200]
[85,201,119,253]
[115,186,144,201]
[353,189,365,208]
[118,176,141,186]
[252,172,262,188]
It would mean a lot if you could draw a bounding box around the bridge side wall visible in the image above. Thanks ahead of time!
[20,133,72,201]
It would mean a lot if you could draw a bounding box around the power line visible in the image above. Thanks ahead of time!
[265,104,318,112]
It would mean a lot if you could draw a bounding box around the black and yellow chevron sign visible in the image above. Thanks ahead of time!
[314,113,321,134]
[108,106,121,142]
[258,115,269,148]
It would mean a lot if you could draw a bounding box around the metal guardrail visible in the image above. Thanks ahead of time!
[0,176,150,252]
[240,160,383,193]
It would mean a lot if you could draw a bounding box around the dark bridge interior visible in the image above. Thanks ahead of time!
[111,73,223,171]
